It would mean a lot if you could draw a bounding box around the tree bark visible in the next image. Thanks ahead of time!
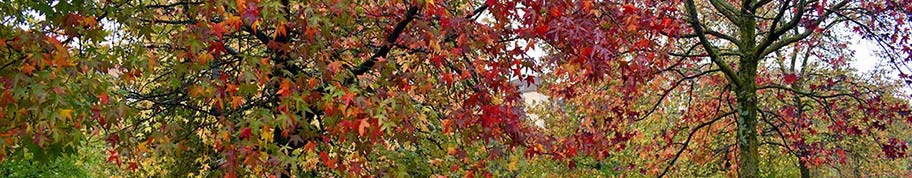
[735,80,760,178]
[735,1,761,175]
[798,159,811,178]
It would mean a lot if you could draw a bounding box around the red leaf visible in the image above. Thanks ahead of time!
[485,0,496,6]
[242,2,260,24]
[320,151,336,168]
[107,149,121,166]
[98,92,109,105]
[783,74,798,85]
[581,46,592,57]
[239,127,252,139]
[210,22,227,40]
[442,72,454,85]
[535,24,549,37]
[129,162,138,171]
[208,41,226,58]
[431,55,444,67]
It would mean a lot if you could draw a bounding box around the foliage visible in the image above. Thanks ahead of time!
[0,137,121,178]
[0,0,911,177]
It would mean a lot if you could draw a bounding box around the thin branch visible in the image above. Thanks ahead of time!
[639,69,722,121]
[658,111,735,178]
[757,85,865,105]
[145,1,203,8]
[140,18,198,25]
[706,30,741,44]
[757,0,849,58]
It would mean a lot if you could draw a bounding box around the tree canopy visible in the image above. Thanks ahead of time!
[1,0,911,177]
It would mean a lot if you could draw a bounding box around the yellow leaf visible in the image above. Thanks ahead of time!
[417,114,429,131]
[260,127,273,143]
[508,155,520,171]
[83,16,97,27]
[59,109,73,120]
[424,0,436,9]
[138,141,148,152]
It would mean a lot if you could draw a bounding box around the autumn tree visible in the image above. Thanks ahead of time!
[1,0,133,165]
[48,0,545,177]
[2,0,912,177]
[522,0,912,177]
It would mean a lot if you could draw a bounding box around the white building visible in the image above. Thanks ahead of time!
[512,77,548,128]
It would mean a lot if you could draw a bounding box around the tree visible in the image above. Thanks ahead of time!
[1,0,911,177]
[0,0,129,165]
[522,0,912,177]
[31,0,542,176]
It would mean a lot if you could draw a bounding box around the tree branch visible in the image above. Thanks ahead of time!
[685,0,743,88]
[351,6,420,76]
[658,111,735,178]
[757,0,849,58]
[709,0,743,25]
[757,85,865,105]
[639,69,721,121]
[145,1,203,8]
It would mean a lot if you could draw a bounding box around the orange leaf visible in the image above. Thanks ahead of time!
[442,72,454,85]
[226,83,238,94]
[327,61,342,74]
[304,141,316,152]
[277,78,293,97]
[275,23,287,38]
[20,63,35,75]
[307,77,318,88]
[231,95,244,108]
[83,16,97,27]
[358,118,369,136]
[226,16,243,31]
[189,86,203,97]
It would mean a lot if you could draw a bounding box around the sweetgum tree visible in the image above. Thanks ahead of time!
[1,0,911,177]
[522,0,912,177]
[1,0,130,165]
[2,0,546,176]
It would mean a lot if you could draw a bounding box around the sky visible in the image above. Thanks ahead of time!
[849,35,881,74]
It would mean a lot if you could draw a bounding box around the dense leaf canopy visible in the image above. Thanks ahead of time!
[1,0,911,177]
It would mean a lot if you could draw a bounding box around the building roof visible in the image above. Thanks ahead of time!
[511,76,542,93]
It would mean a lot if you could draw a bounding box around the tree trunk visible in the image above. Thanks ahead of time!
[735,85,760,178]
[736,3,760,176]
[798,159,811,178]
